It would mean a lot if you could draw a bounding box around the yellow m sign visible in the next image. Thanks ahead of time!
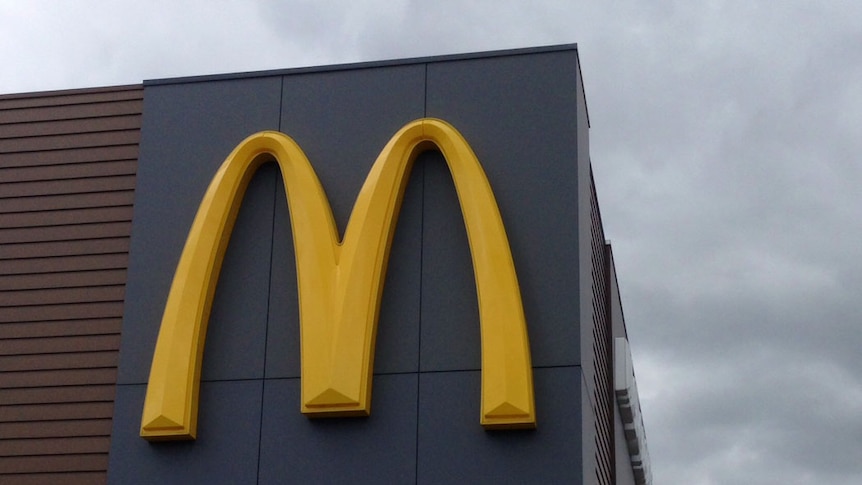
[140,118,535,440]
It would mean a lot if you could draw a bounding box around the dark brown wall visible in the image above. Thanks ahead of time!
[0,85,141,484]
[586,168,615,485]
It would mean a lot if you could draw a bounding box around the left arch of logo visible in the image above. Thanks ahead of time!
[139,118,535,440]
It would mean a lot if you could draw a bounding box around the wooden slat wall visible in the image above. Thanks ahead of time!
[0,85,142,485]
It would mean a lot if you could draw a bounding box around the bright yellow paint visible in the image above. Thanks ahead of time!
[139,118,535,440]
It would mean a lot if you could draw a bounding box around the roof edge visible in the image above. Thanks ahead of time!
[144,43,579,86]
[0,83,143,101]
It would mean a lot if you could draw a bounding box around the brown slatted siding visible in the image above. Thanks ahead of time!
[588,168,614,485]
[0,85,141,485]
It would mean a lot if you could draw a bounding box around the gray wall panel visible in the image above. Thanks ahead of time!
[263,181,300,377]
[118,77,282,384]
[424,51,582,369]
[278,64,426,232]
[200,165,276,381]
[258,374,417,484]
[417,367,582,484]
[107,381,263,485]
[576,62,595,382]
[374,167,423,374]
[267,65,426,378]
[419,152,481,371]
[264,160,424,378]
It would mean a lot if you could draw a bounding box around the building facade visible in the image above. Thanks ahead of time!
[0,45,649,484]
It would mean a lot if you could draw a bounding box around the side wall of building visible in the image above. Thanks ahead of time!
[0,86,142,484]
[581,167,617,485]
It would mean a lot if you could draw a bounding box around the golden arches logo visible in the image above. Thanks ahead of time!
[140,118,535,440]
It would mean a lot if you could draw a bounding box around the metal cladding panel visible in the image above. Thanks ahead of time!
[258,375,417,484]
[372,167,424,375]
[417,367,582,484]
[199,165,276,381]
[265,165,425,378]
[266,64,425,378]
[263,181,302,377]
[116,77,282,385]
[107,381,263,484]
[277,64,426,232]
[417,151,481,371]
[424,49,582,369]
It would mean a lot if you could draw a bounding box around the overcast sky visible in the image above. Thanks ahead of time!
[2,2,860,484]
